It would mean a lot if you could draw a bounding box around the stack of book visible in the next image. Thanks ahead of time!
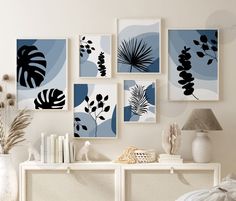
[158,154,183,163]
[40,133,76,163]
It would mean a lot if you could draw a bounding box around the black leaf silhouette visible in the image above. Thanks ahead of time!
[197,52,205,57]
[97,52,106,77]
[200,35,208,43]
[75,117,81,121]
[104,106,110,112]
[74,133,80,137]
[104,95,108,101]
[99,116,105,120]
[82,125,87,130]
[211,39,217,44]
[91,106,97,112]
[193,40,200,45]
[211,46,217,51]
[74,117,88,136]
[202,44,209,50]
[80,36,95,57]
[17,45,47,88]
[96,94,103,102]
[207,59,213,65]
[34,88,65,109]
[85,96,89,102]
[84,107,89,113]
[129,84,149,116]
[118,38,153,72]
[83,93,110,137]
[193,31,218,65]
[98,102,104,108]
[177,46,198,100]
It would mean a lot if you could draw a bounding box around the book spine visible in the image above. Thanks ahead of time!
[46,136,51,163]
[69,142,74,163]
[50,135,55,163]
[58,136,64,163]
[64,133,70,163]
[55,137,59,163]
[40,132,45,163]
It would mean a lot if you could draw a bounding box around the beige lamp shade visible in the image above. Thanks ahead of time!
[182,109,222,131]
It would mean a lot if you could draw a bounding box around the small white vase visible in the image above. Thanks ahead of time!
[0,154,18,201]
[192,132,212,163]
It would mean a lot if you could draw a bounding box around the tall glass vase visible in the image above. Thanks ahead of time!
[0,154,17,201]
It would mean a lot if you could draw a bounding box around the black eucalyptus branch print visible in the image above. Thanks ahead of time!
[17,45,47,88]
[193,31,218,65]
[129,84,149,116]
[97,52,106,77]
[177,46,198,100]
[34,88,66,109]
[118,38,153,72]
[84,94,110,137]
[80,36,95,57]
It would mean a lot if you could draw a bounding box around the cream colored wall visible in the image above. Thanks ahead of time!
[0,0,236,189]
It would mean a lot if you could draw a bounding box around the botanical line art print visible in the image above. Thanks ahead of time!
[17,39,67,110]
[79,35,112,78]
[168,29,219,101]
[124,80,156,123]
[74,84,117,138]
[117,19,161,74]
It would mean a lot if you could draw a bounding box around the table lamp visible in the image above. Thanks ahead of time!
[182,109,222,163]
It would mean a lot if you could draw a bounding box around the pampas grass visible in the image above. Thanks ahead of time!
[0,109,32,154]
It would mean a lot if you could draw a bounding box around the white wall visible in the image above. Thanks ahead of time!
[0,0,236,182]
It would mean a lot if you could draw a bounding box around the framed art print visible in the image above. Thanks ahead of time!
[117,19,161,74]
[17,39,67,110]
[168,29,219,101]
[124,80,156,123]
[74,84,117,138]
[79,34,112,78]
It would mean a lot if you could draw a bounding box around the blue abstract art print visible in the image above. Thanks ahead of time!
[117,19,161,74]
[124,80,156,123]
[168,29,219,101]
[17,39,67,110]
[74,84,117,138]
[79,34,112,78]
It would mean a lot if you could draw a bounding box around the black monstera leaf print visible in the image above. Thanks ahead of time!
[17,45,47,88]
[34,88,65,109]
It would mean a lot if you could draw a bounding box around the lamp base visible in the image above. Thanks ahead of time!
[192,132,212,163]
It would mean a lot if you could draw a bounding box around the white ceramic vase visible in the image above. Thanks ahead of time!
[0,154,18,201]
[192,132,212,163]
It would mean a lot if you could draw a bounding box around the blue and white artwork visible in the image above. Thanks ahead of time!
[79,35,111,78]
[124,80,156,123]
[117,19,160,74]
[74,84,117,138]
[168,29,219,101]
[17,39,67,110]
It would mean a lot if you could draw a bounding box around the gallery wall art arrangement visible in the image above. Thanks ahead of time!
[124,80,156,123]
[79,35,112,78]
[14,19,221,138]
[74,84,117,138]
[17,39,67,110]
[117,19,161,74]
[168,29,219,101]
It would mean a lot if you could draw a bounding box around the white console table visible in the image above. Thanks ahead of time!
[19,162,221,201]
